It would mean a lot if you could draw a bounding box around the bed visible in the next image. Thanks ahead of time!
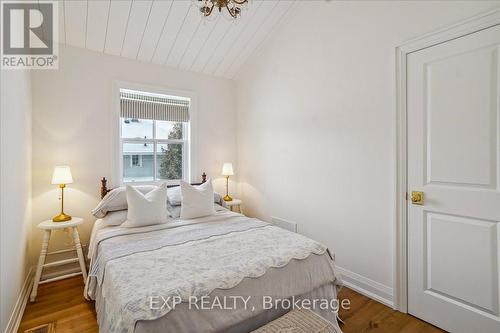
[85,177,343,333]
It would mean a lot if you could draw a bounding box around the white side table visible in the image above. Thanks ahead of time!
[225,199,243,214]
[30,217,87,302]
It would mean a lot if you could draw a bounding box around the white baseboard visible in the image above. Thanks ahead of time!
[336,266,393,308]
[4,267,34,333]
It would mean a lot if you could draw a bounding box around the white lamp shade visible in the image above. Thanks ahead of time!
[51,166,73,185]
[222,163,234,176]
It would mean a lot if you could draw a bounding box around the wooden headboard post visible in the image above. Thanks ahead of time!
[100,173,208,199]
[101,177,109,199]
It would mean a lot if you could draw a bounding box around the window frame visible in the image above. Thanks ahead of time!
[121,120,189,183]
[112,81,198,186]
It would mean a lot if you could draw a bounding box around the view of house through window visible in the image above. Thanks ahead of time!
[131,155,142,167]
[120,89,190,183]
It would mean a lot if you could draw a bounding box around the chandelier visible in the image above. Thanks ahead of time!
[198,0,249,19]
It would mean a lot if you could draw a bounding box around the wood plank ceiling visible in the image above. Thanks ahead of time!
[54,0,296,79]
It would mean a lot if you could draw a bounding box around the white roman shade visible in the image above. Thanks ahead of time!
[120,90,190,122]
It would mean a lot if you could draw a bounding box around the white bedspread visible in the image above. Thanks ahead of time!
[85,211,338,333]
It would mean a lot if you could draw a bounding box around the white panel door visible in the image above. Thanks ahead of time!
[407,25,500,333]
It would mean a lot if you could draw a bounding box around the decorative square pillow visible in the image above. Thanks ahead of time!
[180,180,216,219]
[168,185,224,206]
[121,183,169,228]
[91,185,157,218]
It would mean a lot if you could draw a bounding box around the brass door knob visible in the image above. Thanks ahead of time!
[411,191,424,205]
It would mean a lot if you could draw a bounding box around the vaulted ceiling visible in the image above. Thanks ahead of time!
[54,0,296,79]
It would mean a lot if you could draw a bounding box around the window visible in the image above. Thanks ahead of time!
[119,89,190,183]
[130,155,142,168]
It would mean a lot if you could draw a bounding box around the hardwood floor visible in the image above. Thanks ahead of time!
[19,277,444,333]
[337,288,443,333]
[19,277,98,333]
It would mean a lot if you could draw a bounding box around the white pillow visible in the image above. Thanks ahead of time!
[180,180,216,219]
[92,185,157,218]
[168,185,224,206]
[100,210,128,227]
[121,183,169,228]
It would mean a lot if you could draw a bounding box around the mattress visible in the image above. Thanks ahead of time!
[85,210,342,333]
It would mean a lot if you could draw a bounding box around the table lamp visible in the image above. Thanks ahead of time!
[222,163,234,201]
[51,165,73,222]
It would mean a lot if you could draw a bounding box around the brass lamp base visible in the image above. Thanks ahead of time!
[52,212,72,222]
[223,175,232,201]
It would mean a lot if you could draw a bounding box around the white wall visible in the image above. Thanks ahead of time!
[0,70,32,332]
[235,1,500,304]
[31,45,236,263]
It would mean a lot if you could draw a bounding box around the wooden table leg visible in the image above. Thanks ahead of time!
[30,230,51,302]
[72,227,87,281]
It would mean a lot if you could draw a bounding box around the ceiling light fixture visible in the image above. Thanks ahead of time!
[198,0,249,19]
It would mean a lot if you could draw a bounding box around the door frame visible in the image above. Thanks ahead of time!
[394,7,500,312]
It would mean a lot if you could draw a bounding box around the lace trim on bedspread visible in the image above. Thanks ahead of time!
[98,225,328,333]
